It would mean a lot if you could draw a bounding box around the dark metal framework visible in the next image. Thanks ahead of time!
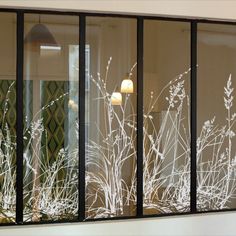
[0,7,235,227]
[16,11,24,225]
[190,21,197,213]
[137,16,144,217]
[78,14,86,222]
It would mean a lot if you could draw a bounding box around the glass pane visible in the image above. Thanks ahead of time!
[85,17,137,219]
[23,14,79,222]
[0,13,16,224]
[143,20,191,214]
[197,24,236,211]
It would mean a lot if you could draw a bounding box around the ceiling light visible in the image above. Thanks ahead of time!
[121,73,134,94]
[111,92,122,106]
[24,16,58,48]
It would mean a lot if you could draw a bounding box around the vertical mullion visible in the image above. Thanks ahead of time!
[190,21,197,213]
[16,11,24,224]
[78,14,86,221]
[137,17,144,217]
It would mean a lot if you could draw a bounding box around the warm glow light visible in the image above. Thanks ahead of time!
[121,78,134,93]
[40,45,61,51]
[111,92,122,105]
[68,99,78,111]
[40,45,62,56]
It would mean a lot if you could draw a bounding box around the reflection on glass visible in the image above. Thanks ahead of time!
[197,24,236,211]
[23,14,79,222]
[85,17,137,219]
[143,20,190,214]
[0,13,16,224]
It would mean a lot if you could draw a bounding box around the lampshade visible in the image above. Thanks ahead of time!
[68,99,78,111]
[111,92,122,106]
[24,23,58,46]
[121,78,134,93]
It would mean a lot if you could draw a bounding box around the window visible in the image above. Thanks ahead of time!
[23,14,79,222]
[197,23,236,211]
[0,9,235,226]
[85,17,137,219]
[0,12,16,224]
[143,20,190,215]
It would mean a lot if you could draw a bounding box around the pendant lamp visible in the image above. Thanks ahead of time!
[121,73,134,94]
[24,16,58,47]
[111,87,122,106]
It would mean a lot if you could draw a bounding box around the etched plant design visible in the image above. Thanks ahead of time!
[0,81,16,223]
[0,62,235,222]
[143,70,191,213]
[85,61,191,217]
[85,58,137,219]
[23,92,78,222]
[197,75,236,211]
[86,60,236,217]
[0,80,80,223]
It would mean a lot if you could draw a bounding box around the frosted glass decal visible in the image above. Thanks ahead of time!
[0,81,16,223]
[197,76,236,210]
[143,71,190,214]
[86,60,137,218]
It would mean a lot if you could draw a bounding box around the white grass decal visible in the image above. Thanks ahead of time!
[0,63,235,222]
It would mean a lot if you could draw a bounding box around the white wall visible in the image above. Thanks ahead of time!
[1,0,236,21]
[0,211,236,236]
[0,1,236,236]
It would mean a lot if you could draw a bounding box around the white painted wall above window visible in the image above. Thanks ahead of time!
[0,0,236,22]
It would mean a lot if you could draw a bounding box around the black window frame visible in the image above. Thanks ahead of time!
[0,7,235,226]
